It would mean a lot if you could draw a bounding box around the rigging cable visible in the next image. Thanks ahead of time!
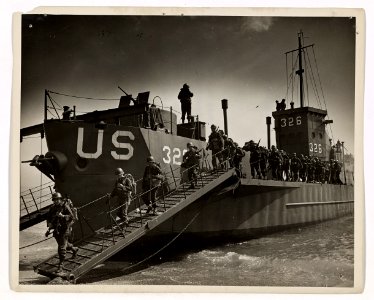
[19,237,53,250]
[284,54,299,101]
[46,108,58,119]
[305,60,321,109]
[285,52,288,104]
[312,46,328,111]
[291,52,294,104]
[305,48,322,109]
[303,48,310,107]
[48,90,119,101]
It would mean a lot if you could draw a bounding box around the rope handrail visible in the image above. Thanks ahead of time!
[83,150,233,229]
[77,148,231,214]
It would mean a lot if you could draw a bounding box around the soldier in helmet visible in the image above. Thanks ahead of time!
[110,168,135,225]
[299,154,308,182]
[142,156,163,214]
[290,153,302,181]
[182,142,202,188]
[62,106,73,120]
[232,142,245,177]
[45,192,78,273]
[268,145,283,180]
[206,124,224,170]
[243,140,261,179]
[178,83,194,124]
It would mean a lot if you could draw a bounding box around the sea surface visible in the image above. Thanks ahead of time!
[19,215,354,287]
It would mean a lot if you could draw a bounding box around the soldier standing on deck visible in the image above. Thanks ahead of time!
[182,142,202,188]
[178,83,194,124]
[142,156,164,215]
[290,153,302,181]
[45,192,78,273]
[299,154,308,182]
[232,143,245,177]
[243,140,261,179]
[206,124,224,170]
[110,168,135,225]
[269,145,283,180]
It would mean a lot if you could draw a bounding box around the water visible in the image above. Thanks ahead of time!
[19,215,354,287]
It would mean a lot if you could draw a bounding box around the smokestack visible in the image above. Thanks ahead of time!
[221,99,228,135]
[266,116,272,149]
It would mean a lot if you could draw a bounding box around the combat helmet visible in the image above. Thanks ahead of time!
[187,142,193,147]
[147,156,155,163]
[52,192,62,201]
[115,167,124,176]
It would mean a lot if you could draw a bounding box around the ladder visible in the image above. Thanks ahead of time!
[34,168,235,282]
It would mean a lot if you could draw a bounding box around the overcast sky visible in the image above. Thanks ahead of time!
[20,15,356,189]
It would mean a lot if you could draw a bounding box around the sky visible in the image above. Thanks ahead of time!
[20,15,356,154]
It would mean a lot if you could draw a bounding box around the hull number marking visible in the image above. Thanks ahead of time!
[281,116,301,127]
[163,146,187,165]
[309,143,323,154]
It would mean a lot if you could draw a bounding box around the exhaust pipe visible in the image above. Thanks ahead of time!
[266,116,272,149]
[221,99,228,135]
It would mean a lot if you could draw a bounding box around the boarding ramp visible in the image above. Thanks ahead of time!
[34,152,236,282]
[20,182,55,231]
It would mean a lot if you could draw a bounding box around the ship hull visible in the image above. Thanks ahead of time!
[149,179,354,238]
[40,120,353,240]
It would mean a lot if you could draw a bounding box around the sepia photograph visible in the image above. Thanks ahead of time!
[11,7,364,293]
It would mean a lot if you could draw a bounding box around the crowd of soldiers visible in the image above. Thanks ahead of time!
[204,124,344,184]
[243,142,344,184]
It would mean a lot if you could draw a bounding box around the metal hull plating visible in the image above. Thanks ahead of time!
[43,120,354,240]
[151,180,354,238]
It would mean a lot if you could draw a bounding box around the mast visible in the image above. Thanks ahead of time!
[296,31,305,107]
[285,30,313,108]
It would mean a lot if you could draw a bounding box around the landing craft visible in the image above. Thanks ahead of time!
[20,31,354,282]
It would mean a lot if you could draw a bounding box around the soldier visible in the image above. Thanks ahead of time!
[314,157,323,183]
[222,134,235,168]
[45,192,78,273]
[280,99,286,110]
[281,150,291,181]
[329,159,336,184]
[62,106,73,120]
[182,142,202,188]
[258,146,269,179]
[206,124,224,170]
[299,154,309,182]
[290,153,302,181]
[110,168,136,225]
[268,145,283,180]
[334,160,343,184]
[308,156,316,183]
[232,142,245,177]
[243,140,261,179]
[178,83,194,124]
[275,100,281,111]
[142,156,163,214]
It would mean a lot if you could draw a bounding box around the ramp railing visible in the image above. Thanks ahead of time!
[34,149,237,281]
[20,181,54,219]
[74,148,235,243]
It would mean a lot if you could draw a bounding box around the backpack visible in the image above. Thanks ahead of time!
[64,198,79,222]
[124,174,137,194]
